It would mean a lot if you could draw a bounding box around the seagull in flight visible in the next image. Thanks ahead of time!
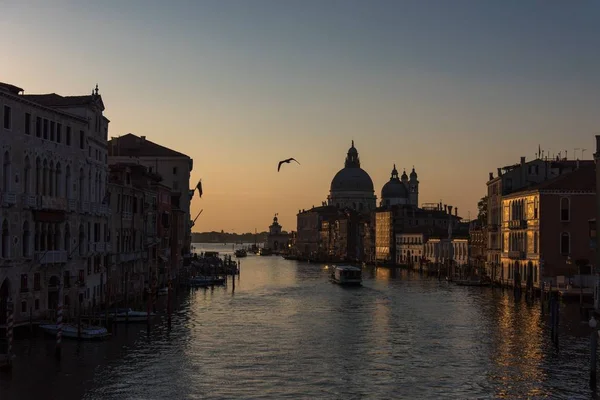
[278,158,300,172]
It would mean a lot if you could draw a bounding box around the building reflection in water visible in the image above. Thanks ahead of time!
[490,294,548,398]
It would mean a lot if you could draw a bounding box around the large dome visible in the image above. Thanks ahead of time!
[330,167,374,192]
[329,141,374,193]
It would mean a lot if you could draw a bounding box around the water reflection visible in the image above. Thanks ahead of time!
[0,244,597,399]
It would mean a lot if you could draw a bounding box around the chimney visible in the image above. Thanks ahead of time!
[497,168,502,177]
[455,207,458,217]
[448,205,453,216]
[596,135,600,158]
[576,159,580,169]
[141,136,146,141]
[489,172,493,181]
[444,204,447,214]
[520,156,526,165]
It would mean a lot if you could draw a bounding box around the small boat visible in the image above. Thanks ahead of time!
[455,279,490,287]
[259,247,273,256]
[235,249,247,258]
[189,276,226,288]
[108,308,156,323]
[39,323,110,340]
[330,265,362,286]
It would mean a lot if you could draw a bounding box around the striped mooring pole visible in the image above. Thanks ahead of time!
[6,297,14,367]
[55,283,63,360]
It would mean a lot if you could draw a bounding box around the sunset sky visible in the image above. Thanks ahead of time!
[2,1,599,233]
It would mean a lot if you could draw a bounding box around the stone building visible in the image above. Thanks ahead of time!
[486,155,593,279]
[108,134,193,274]
[468,219,488,276]
[0,82,110,324]
[499,162,595,289]
[380,164,419,207]
[266,214,290,253]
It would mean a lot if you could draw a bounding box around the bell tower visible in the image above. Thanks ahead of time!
[409,166,419,207]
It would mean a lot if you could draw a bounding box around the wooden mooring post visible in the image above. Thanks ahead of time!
[590,317,598,391]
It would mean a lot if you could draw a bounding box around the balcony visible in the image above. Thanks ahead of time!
[98,204,110,216]
[508,250,525,260]
[508,219,527,230]
[22,194,37,208]
[68,199,77,212]
[41,196,67,211]
[123,211,133,220]
[94,242,105,253]
[82,201,90,214]
[91,203,98,214]
[2,192,17,206]
[106,243,112,253]
[35,250,68,264]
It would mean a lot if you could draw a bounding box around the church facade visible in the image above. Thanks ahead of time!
[266,214,290,253]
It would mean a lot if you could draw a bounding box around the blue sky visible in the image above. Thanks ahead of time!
[2,0,599,231]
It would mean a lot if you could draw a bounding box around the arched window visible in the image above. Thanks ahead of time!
[560,197,570,221]
[22,221,30,257]
[23,156,31,194]
[2,151,10,192]
[65,165,71,199]
[49,160,54,196]
[533,231,538,254]
[55,162,62,197]
[64,223,71,253]
[79,168,85,203]
[560,232,570,255]
[42,159,48,195]
[54,225,61,251]
[1,219,9,258]
[35,157,41,194]
[79,225,85,256]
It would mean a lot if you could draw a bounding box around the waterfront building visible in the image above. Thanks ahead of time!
[395,230,426,268]
[486,155,593,280]
[499,162,595,289]
[266,214,290,253]
[0,82,110,324]
[327,141,377,213]
[107,163,172,304]
[468,219,488,276]
[108,134,193,275]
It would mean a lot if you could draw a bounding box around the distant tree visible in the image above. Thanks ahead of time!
[477,196,488,223]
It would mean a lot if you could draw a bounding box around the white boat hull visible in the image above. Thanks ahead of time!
[39,324,110,340]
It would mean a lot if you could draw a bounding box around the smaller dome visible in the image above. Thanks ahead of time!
[381,164,408,199]
[401,169,408,181]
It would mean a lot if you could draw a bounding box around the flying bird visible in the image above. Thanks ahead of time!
[278,158,300,172]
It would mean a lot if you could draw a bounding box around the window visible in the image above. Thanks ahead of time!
[173,167,178,175]
[21,301,27,313]
[43,118,48,139]
[533,231,538,254]
[50,121,55,141]
[20,274,28,292]
[3,105,11,129]
[25,113,31,134]
[56,123,62,143]
[560,197,570,221]
[560,232,570,255]
[505,178,513,192]
[36,117,42,137]
[533,198,538,219]
[64,271,71,288]
[80,130,85,149]
[34,273,41,291]
[66,126,71,145]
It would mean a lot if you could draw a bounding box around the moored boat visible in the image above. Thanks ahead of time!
[235,249,247,258]
[455,279,490,287]
[189,276,226,288]
[39,323,110,340]
[330,265,362,286]
[108,308,156,323]
[259,247,273,256]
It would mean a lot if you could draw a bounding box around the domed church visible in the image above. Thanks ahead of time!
[380,164,419,207]
[327,141,377,213]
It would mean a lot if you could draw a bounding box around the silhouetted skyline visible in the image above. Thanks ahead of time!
[3,0,599,232]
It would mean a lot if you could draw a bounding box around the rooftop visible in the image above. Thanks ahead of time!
[22,92,105,111]
[108,133,190,159]
[507,163,595,196]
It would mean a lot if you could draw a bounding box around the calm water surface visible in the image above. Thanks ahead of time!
[1,243,597,399]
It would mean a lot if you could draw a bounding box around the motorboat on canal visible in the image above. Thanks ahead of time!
[39,323,110,340]
[330,265,362,286]
[108,308,156,323]
[235,249,247,258]
[259,247,273,256]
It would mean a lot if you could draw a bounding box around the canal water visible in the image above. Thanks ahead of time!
[0,243,597,399]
